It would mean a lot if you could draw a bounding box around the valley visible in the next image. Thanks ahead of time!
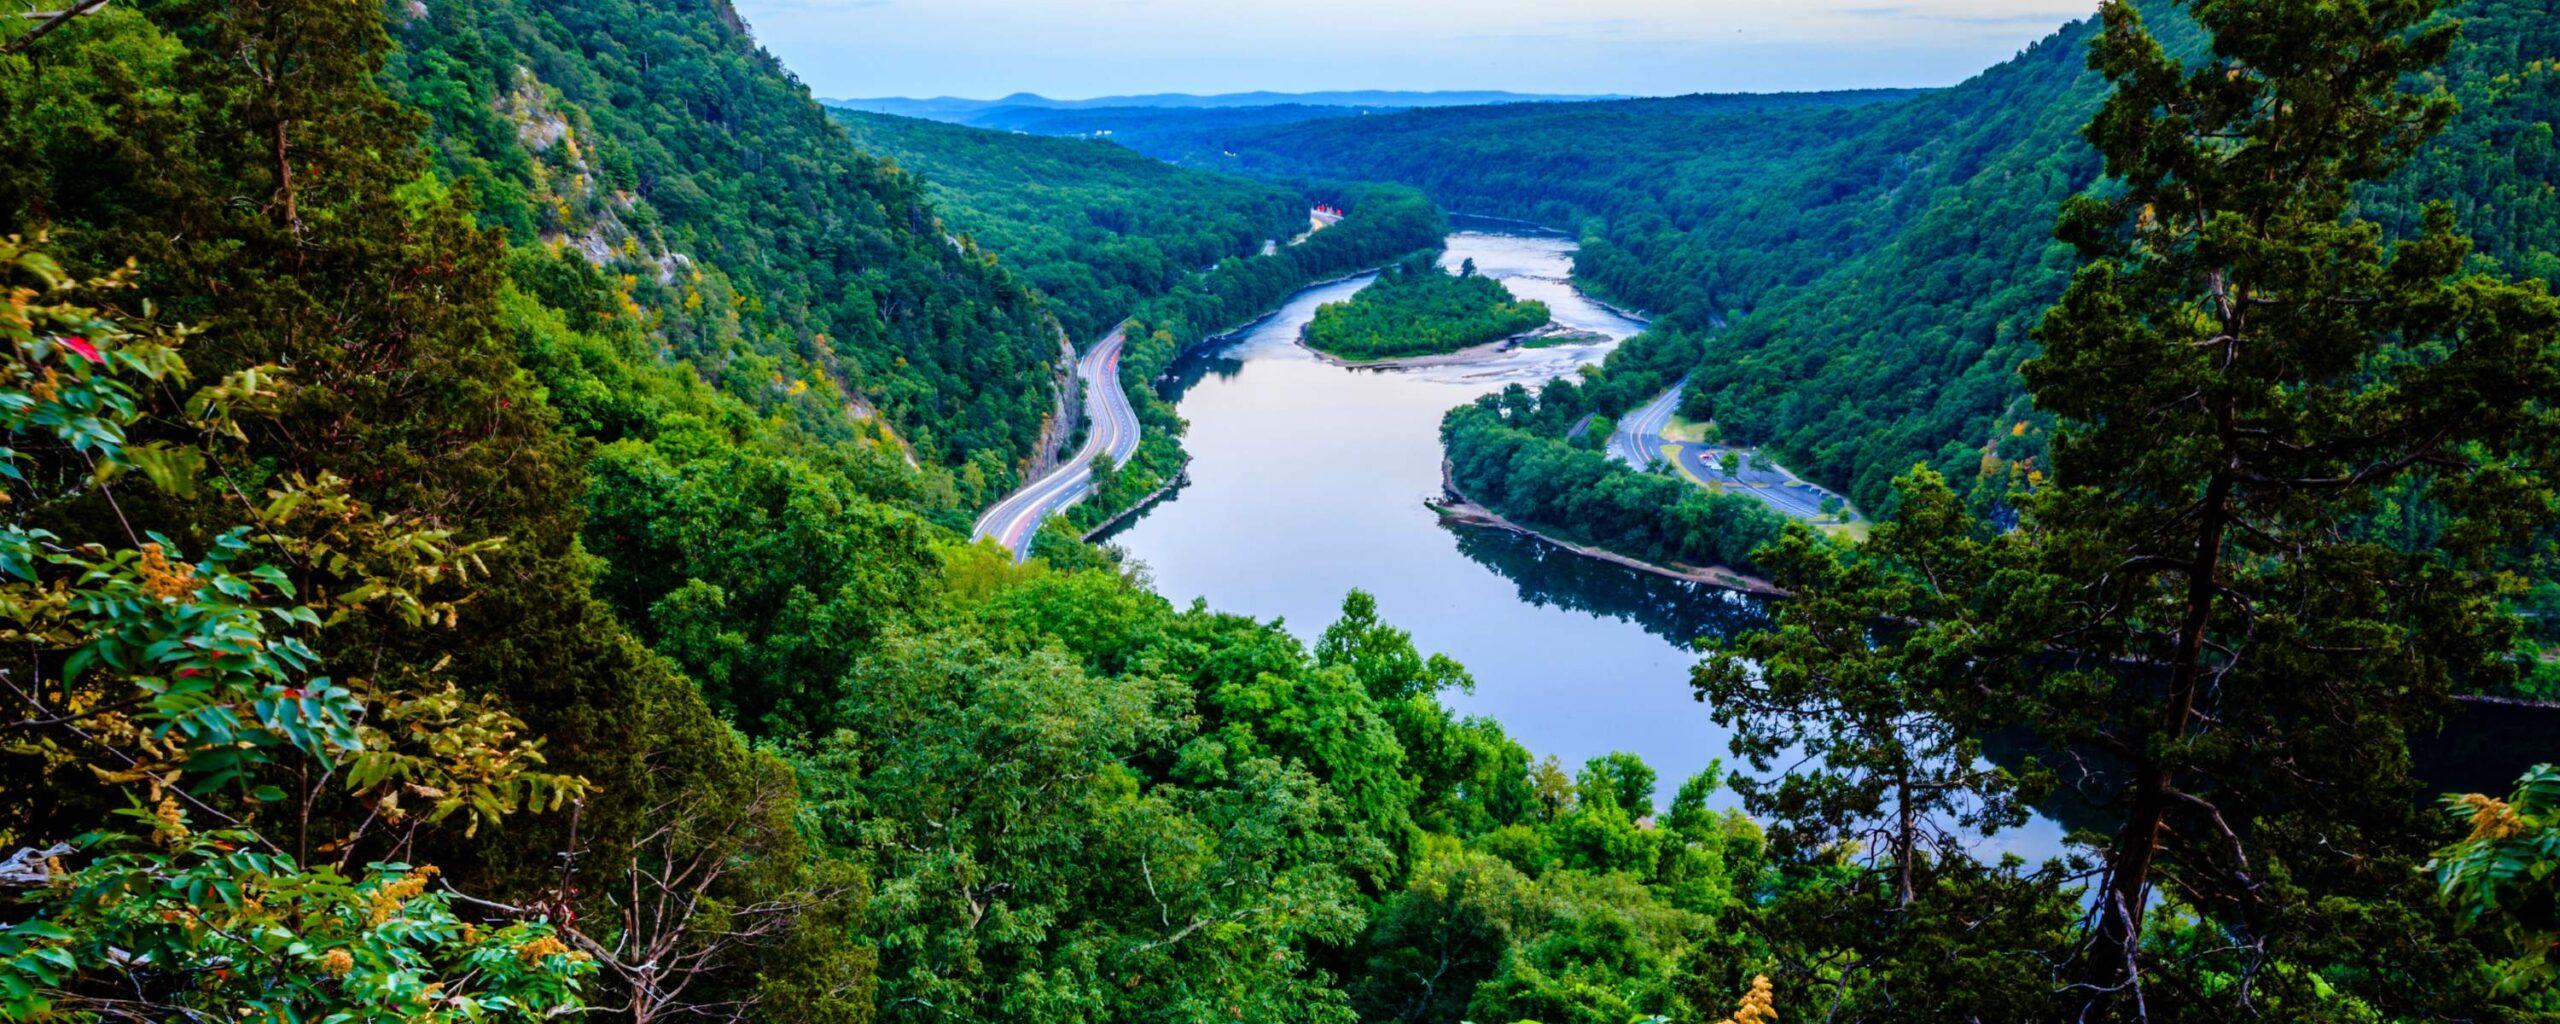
[5,0,2558,1021]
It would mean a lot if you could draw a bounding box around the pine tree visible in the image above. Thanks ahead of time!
[1699,0,2560,1016]
[2031,0,2560,1012]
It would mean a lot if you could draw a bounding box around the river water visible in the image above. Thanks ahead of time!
[1103,227,2072,856]
[1097,222,2552,866]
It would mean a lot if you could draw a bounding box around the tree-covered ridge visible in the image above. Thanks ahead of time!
[1675,0,2557,513]
[1075,90,1924,251]
[1187,0,2558,520]
[0,4,1820,1020]
[382,0,1062,479]
[830,109,1310,345]
[1302,253,1552,360]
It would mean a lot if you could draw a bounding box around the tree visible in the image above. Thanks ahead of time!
[1690,0,2560,1015]
[1349,850,1529,1024]
[2032,0,2560,1008]
[1698,472,2048,907]
[1088,449,1121,503]
[1574,752,1658,816]
[1696,471,2076,1021]
[0,239,592,1020]
[2432,763,2560,995]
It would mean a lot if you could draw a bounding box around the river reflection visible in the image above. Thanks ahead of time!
[1103,230,1757,809]
[1448,527,1771,648]
[1102,228,2079,865]
[1103,223,2541,872]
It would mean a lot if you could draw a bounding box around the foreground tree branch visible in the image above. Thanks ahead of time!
[1,0,111,56]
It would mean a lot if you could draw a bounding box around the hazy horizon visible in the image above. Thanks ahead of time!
[735,0,2102,102]
[825,88,1635,103]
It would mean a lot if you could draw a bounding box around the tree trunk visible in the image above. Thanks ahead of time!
[2083,418,2235,1006]
[1894,763,1916,908]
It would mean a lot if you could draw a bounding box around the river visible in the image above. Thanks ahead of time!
[1098,226,2059,859]
[1094,217,2560,870]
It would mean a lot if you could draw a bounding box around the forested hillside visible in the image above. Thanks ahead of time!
[7,0,2560,1019]
[1675,0,2556,508]
[1189,0,2559,514]
[383,0,1064,490]
[830,109,1308,344]
[964,102,1384,142]
[0,1,1783,1020]
[1084,90,1924,243]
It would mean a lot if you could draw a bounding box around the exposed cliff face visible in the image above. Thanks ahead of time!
[1026,328,1082,481]
[384,0,1063,476]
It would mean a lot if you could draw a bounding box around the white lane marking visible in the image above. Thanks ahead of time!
[974,323,1139,559]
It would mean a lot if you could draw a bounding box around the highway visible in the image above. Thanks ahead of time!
[971,208,1344,559]
[971,320,1142,560]
[1609,378,1684,468]
[1609,381,1857,524]
[1283,207,1343,248]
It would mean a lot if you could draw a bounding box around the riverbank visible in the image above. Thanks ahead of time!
[1432,462,1784,597]
[1105,228,1782,821]
[1082,462,1188,540]
[1303,322,1611,370]
[1580,292,1653,327]
[1141,263,1403,388]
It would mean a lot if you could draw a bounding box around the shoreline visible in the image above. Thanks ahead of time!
[1445,210,1569,236]
[1081,460,1190,542]
[1578,290,1653,327]
[1432,461,1784,597]
[1085,465,1192,540]
[1301,322,1611,371]
[1146,261,1407,389]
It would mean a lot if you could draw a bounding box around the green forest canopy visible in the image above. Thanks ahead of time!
[830,108,1310,346]
[2,0,2558,1020]
[385,0,1068,497]
[1168,0,2559,515]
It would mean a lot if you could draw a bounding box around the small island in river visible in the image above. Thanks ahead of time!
[1300,252,1561,365]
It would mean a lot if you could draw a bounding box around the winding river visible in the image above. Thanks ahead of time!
[1101,226,2069,858]
[1093,218,2554,867]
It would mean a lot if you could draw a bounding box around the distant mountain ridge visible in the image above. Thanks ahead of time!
[825,89,1626,122]
[1170,0,2558,515]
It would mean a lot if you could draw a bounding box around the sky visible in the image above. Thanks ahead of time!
[732,0,2104,101]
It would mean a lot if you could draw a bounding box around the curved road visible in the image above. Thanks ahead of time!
[1610,382,1857,523]
[972,208,1343,559]
[972,321,1142,560]
[1609,377,1684,468]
